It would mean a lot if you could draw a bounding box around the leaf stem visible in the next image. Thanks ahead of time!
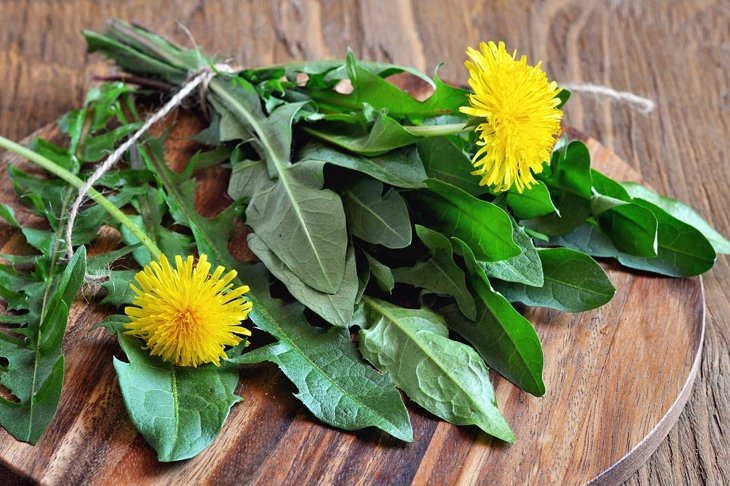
[0,136,162,259]
[402,123,470,137]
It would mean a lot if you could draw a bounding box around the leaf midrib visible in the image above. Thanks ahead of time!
[363,298,494,421]
[345,189,403,242]
[212,81,334,288]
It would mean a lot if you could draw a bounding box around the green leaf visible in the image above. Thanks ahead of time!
[549,222,618,258]
[482,220,544,287]
[358,297,514,442]
[232,293,412,442]
[494,248,615,312]
[298,143,427,189]
[227,155,270,201]
[304,108,419,156]
[445,244,544,395]
[0,247,87,444]
[393,226,476,320]
[114,333,241,462]
[591,197,658,257]
[342,178,412,249]
[621,182,730,254]
[363,252,394,293]
[540,140,592,198]
[416,137,487,197]
[307,51,468,121]
[248,234,358,328]
[245,161,348,294]
[616,199,716,277]
[408,179,520,262]
[505,181,558,219]
[521,192,592,237]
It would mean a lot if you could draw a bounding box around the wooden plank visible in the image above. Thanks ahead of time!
[0,3,728,483]
[0,114,704,485]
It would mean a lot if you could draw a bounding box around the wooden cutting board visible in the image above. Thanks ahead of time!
[0,112,704,486]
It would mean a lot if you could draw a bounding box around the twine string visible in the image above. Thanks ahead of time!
[561,82,656,115]
[64,66,231,260]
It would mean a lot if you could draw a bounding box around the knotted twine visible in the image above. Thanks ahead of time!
[63,65,241,262]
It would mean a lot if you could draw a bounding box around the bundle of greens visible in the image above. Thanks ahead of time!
[0,20,727,461]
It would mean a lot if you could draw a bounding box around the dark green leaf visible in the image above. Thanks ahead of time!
[0,247,87,444]
[299,143,427,189]
[616,199,716,276]
[592,197,658,257]
[540,140,592,198]
[408,179,520,262]
[232,291,412,441]
[114,333,241,462]
[393,226,476,320]
[494,248,615,312]
[416,137,487,197]
[622,182,730,254]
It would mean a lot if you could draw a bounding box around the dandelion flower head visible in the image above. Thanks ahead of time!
[460,41,563,193]
[124,254,252,367]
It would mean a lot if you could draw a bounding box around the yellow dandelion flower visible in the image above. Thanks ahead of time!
[124,254,252,367]
[460,41,563,193]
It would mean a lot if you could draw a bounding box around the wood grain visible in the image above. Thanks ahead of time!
[0,1,727,484]
[0,109,707,486]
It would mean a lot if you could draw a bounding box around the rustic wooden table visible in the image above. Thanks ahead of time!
[0,1,727,484]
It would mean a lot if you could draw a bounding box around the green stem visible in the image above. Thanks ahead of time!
[0,136,162,259]
[402,123,470,137]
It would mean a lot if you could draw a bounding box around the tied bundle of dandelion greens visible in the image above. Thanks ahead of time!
[0,19,727,461]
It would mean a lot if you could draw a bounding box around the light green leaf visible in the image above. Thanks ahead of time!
[342,178,412,249]
[393,226,476,320]
[494,248,615,312]
[114,333,241,462]
[246,161,348,294]
[363,252,394,293]
[358,297,514,442]
[408,179,520,262]
[248,234,358,328]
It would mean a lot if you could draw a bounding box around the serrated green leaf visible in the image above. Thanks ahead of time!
[393,225,476,320]
[494,248,615,312]
[0,247,87,444]
[358,297,514,442]
[342,178,412,249]
[232,292,412,441]
[114,332,241,462]
[298,143,427,189]
[307,51,468,121]
[408,179,520,262]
